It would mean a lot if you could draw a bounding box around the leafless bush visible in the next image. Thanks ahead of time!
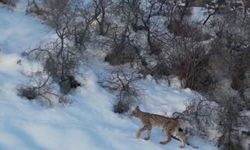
[167,19,202,38]
[42,0,71,22]
[17,71,56,105]
[0,0,17,7]
[105,43,138,66]
[29,42,79,78]
[104,22,140,66]
[138,61,171,83]
[27,40,81,95]
[69,0,95,50]
[26,0,85,95]
[210,11,250,109]
[177,95,246,150]
[39,0,94,51]
[173,96,219,137]
[18,71,73,105]
[216,96,244,150]
[100,68,141,113]
[165,34,214,91]
[18,86,38,100]
[92,0,112,35]
[26,0,46,17]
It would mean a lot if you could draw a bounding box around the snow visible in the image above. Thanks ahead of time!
[0,4,53,54]
[0,2,218,150]
[191,7,208,23]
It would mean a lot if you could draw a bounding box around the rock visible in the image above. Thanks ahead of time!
[59,75,81,94]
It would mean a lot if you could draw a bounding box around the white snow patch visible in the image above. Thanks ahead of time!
[0,6,54,54]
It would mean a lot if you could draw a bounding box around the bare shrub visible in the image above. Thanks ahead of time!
[17,70,73,105]
[26,0,47,17]
[40,0,94,51]
[29,42,79,78]
[18,86,39,100]
[173,96,219,137]
[17,71,56,105]
[38,1,78,78]
[165,34,214,91]
[178,95,246,150]
[216,96,243,150]
[100,68,141,113]
[104,43,138,66]
[104,22,140,66]
[42,0,70,21]
[27,40,81,95]
[92,0,112,35]
[210,10,250,109]
[138,61,171,84]
[167,19,202,38]
[0,0,17,7]
[25,0,88,95]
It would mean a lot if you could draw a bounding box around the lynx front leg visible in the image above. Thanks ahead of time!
[160,128,172,145]
[136,125,152,139]
[136,126,148,139]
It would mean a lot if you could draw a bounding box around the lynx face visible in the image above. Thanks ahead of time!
[131,106,140,117]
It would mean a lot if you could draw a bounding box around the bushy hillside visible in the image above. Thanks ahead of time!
[1,0,250,150]
[0,1,219,150]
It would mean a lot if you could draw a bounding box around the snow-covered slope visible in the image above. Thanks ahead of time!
[0,7,53,54]
[0,2,218,150]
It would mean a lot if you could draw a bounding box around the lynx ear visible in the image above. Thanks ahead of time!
[136,106,140,110]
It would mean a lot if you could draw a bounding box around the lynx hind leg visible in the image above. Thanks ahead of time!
[176,130,187,148]
[160,128,173,145]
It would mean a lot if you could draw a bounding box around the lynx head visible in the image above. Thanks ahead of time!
[131,106,141,117]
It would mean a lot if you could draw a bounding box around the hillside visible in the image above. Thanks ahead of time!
[0,1,219,150]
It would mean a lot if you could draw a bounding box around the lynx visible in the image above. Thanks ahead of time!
[131,106,187,148]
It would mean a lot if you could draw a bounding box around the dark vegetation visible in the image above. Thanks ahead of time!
[0,0,16,6]
[99,68,141,113]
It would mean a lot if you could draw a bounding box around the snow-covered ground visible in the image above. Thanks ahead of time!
[0,1,218,150]
[0,1,53,54]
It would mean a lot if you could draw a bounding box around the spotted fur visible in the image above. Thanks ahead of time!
[131,106,187,148]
